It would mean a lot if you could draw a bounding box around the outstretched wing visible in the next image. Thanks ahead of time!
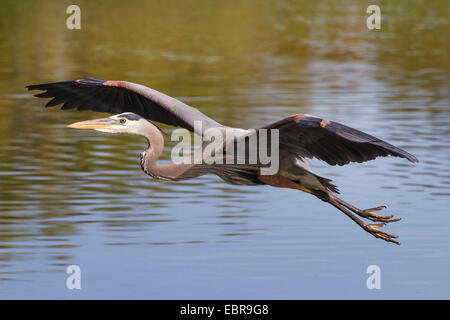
[27,76,223,135]
[260,114,418,166]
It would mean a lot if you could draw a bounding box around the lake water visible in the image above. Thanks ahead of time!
[0,0,449,299]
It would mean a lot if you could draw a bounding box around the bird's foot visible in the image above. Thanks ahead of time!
[327,196,402,245]
[357,206,401,223]
[363,223,400,245]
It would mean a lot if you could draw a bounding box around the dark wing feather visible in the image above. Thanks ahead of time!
[261,114,418,166]
[175,163,264,186]
[27,76,222,135]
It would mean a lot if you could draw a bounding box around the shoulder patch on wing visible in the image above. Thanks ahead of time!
[320,119,329,128]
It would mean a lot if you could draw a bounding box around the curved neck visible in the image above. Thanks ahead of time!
[141,121,164,165]
[139,121,164,176]
[140,121,194,180]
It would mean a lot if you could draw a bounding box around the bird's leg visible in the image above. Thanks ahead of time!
[329,194,400,223]
[261,175,401,244]
[324,196,400,245]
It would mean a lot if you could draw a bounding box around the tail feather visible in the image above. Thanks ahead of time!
[316,175,340,194]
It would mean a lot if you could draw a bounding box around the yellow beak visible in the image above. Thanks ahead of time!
[67,118,115,130]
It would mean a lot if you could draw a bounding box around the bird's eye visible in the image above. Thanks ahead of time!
[119,118,126,124]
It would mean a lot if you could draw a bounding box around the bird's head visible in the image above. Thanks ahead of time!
[67,112,148,135]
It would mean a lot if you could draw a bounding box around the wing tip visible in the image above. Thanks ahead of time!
[389,144,418,164]
[27,76,106,91]
[76,76,107,85]
[26,84,41,91]
[406,154,419,164]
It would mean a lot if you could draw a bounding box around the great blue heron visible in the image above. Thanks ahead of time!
[27,76,418,245]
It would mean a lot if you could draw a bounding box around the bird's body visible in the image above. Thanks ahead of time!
[27,76,418,245]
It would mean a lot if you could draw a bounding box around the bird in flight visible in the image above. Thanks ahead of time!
[27,76,418,245]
